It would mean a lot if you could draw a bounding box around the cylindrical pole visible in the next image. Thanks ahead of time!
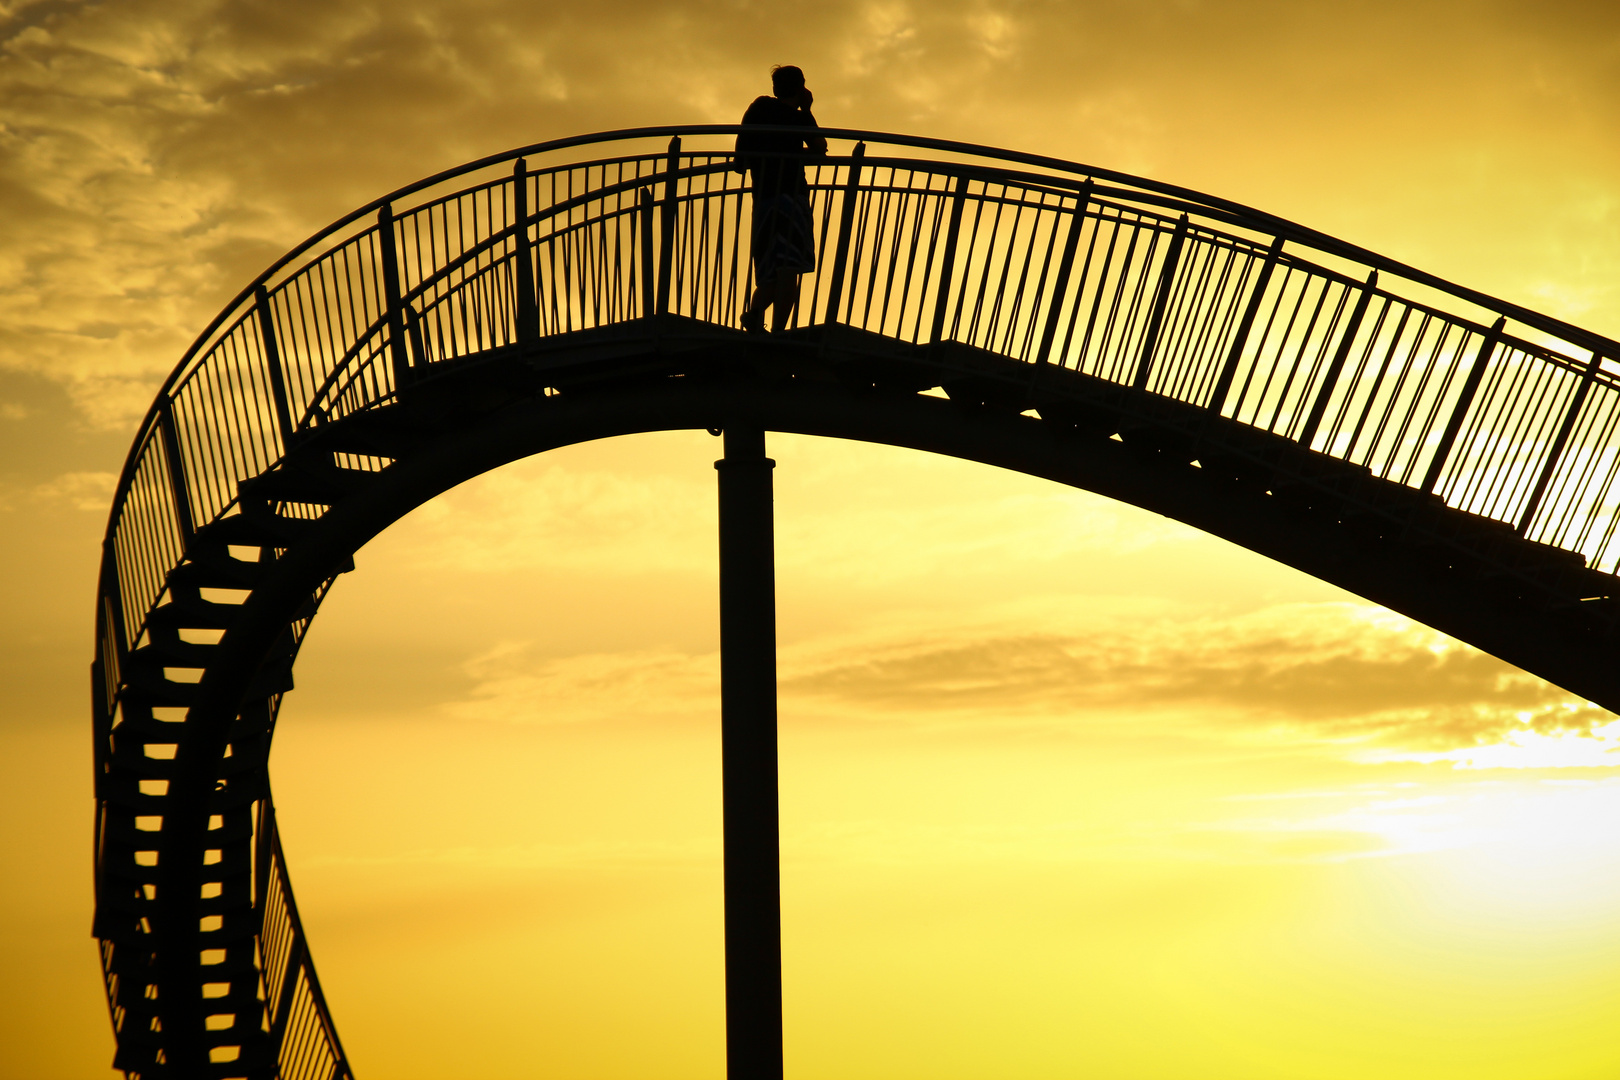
[715,426,782,1080]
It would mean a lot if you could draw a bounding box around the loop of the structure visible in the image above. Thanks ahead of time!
[93,126,1620,1078]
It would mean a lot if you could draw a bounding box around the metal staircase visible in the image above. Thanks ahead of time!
[92,125,1620,1077]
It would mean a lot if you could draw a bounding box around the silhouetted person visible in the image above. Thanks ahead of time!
[737,65,827,333]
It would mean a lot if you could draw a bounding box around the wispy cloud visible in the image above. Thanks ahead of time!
[781,602,1607,749]
[0,468,115,510]
[442,600,1613,758]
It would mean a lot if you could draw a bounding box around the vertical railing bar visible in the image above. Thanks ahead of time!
[928,174,970,345]
[1101,218,1151,383]
[1369,311,1433,479]
[949,186,991,342]
[1343,302,1407,462]
[1189,243,1245,402]
[878,189,914,334]
[638,187,656,319]
[822,143,866,325]
[1421,316,1507,495]
[1570,401,1620,558]
[968,193,1011,347]
[255,286,297,445]
[855,183,883,329]
[896,174,933,341]
[1261,274,1329,433]
[656,137,681,316]
[1315,291,1379,445]
[1559,393,1620,547]
[1517,350,1605,535]
[157,402,195,547]
[1156,240,1209,398]
[1192,242,1241,394]
[513,158,538,347]
[983,195,1026,351]
[1231,264,1293,422]
[1298,268,1379,450]
[376,205,410,391]
[997,198,1041,358]
[1161,236,1215,396]
[1059,206,1105,368]
[1083,217,1130,378]
[1392,320,1458,486]
[908,179,949,344]
[1470,351,1547,515]
[1284,277,1348,437]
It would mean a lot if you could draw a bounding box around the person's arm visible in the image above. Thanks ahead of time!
[797,91,828,155]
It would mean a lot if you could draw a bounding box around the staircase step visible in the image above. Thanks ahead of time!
[241,461,375,505]
[118,667,200,706]
[193,512,318,549]
[148,596,247,632]
[128,637,218,669]
[169,554,265,592]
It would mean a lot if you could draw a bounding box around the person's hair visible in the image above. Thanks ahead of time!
[771,65,805,98]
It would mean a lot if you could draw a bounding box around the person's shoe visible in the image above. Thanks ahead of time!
[741,308,767,334]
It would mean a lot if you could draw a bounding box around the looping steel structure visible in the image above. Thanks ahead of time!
[94,125,1620,1077]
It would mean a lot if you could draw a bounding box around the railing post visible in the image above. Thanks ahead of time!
[928,174,971,345]
[1298,268,1379,449]
[1420,315,1507,495]
[254,285,296,446]
[253,801,273,918]
[1033,181,1092,366]
[404,304,430,368]
[1206,234,1284,415]
[157,403,195,546]
[1132,213,1190,391]
[376,203,412,388]
[98,560,129,712]
[637,188,656,319]
[1516,349,1605,536]
[656,136,681,317]
[512,158,539,348]
[821,142,866,326]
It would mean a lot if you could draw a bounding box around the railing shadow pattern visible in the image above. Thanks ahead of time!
[92,125,1620,1077]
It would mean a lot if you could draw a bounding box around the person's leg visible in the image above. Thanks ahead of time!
[769,268,798,332]
[743,280,770,331]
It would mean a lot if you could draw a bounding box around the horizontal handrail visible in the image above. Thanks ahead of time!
[107,126,1620,524]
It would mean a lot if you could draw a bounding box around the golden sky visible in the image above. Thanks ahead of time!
[4,1,1620,1077]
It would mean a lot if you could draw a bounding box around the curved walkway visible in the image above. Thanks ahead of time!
[92,126,1620,1078]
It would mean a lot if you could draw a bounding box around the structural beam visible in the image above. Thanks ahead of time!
[715,425,783,1080]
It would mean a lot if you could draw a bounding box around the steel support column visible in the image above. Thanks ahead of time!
[715,426,782,1080]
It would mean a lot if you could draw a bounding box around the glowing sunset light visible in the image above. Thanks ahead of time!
[4,2,1620,1079]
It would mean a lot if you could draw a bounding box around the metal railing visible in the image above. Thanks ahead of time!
[256,803,352,1080]
[93,125,1620,1076]
[100,129,1620,657]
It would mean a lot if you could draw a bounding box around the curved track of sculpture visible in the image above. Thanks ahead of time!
[91,126,1620,1078]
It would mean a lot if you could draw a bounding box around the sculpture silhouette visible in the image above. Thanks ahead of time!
[91,125,1620,1078]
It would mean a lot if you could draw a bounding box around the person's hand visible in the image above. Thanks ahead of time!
[798,87,814,110]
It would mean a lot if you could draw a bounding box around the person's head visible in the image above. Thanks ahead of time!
[771,65,806,100]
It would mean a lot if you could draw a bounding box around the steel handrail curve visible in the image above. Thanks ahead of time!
[144,149,1616,589]
[290,160,735,425]
[101,137,1620,679]
[108,124,1620,530]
